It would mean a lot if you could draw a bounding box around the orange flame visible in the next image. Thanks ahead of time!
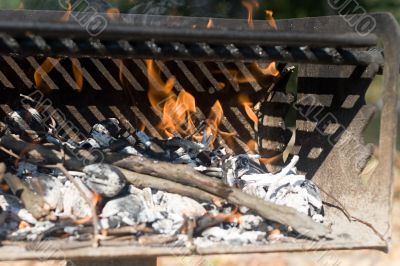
[254,62,280,77]
[207,18,214,29]
[106,7,120,20]
[74,192,101,225]
[71,60,83,92]
[61,1,72,22]
[160,90,197,138]
[146,60,199,137]
[146,60,175,110]
[242,0,259,29]
[34,58,58,90]
[265,10,277,30]
[238,94,258,125]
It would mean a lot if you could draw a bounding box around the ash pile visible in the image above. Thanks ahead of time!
[0,98,328,249]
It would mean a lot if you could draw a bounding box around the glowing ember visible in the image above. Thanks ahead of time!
[18,221,30,229]
[265,10,277,30]
[74,192,101,225]
[207,18,214,29]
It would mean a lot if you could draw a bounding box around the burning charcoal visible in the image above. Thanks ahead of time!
[101,194,144,226]
[199,227,266,245]
[82,164,126,197]
[158,192,206,218]
[62,178,92,219]
[8,221,56,241]
[0,193,37,224]
[17,162,39,177]
[135,131,166,158]
[223,154,265,186]
[79,138,101,149]
[119,146,141,156]
[238,215,269,232]
[240,156,324,222]
[90,118,121,147]
[151,213,184,235]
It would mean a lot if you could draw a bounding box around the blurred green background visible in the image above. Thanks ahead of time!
[0,0,399,148]
[0,0,399,20]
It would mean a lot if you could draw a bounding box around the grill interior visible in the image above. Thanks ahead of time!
[0,10,398,260]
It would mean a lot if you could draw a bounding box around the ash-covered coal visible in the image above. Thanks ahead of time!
[0,109,326,248]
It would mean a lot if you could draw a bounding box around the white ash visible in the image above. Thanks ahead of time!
[120,146,141,155]
[79,138,101,149]
[82,164,127,197]
[101,194,144,226]
[0,193,37,224]
[222,154,264,186]
[195,227,267,247]
[238,156,324,223]
[62,178,93,219]
[17,162,39,177]
[23,174,64,210]
[8,221,55,241]
[156,191,206,217]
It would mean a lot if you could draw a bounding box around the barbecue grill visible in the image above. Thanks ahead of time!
[0,9,398,265]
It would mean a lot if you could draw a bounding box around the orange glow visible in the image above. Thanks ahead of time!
[74,192,101,225]
[0,183,9,192]
[253,62,280,77]
[18,221,30,229]
[146,59,175,110]
[61,1,72,22]
[246,139,258,153]
[207,18,214,29]
[71,60,83,92]
[265,10,277,30]
[106,7,120,20]
[211,207,243,224]
[259,153,283,165]
[242,0,259,29]
[238,94,258,125]
[146,60,199,138]
[160,90,197,138]
[34,58,58,90]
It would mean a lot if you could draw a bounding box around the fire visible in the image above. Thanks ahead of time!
[74,192,101,225]
[146,60,198,137]
[238,94,258,125]
[265,10,277,30]
[242,0,259,29]
[207,18,214,29]
[34,58,59,90]
[106,7,120,20]
[255,62,280,77]
[160,90,197,137]
[71,60,83,92]
[61,1,72,22]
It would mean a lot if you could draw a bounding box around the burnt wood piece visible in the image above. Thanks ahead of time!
[117,167,223,206]
[112,156,330,240]
[4,173,49,219]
